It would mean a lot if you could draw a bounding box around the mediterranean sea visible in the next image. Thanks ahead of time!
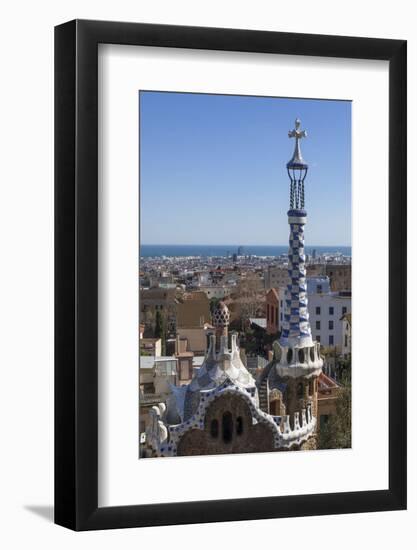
[140,244,351,258]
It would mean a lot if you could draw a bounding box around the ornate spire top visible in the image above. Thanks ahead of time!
[287,118,308,170]
[286,118,309,210]
[211,301,230,328]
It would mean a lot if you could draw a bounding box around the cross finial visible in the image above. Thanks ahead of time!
[288,118,307,141]
[287,118,308,169]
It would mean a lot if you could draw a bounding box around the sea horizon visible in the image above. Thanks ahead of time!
[140,244,352,258]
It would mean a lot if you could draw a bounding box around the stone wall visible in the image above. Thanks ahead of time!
[177,392,275,456]
[300,435,317,450]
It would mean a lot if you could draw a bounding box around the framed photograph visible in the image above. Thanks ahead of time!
[55,20,406,530]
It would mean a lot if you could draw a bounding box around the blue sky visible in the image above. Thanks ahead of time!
[140,92,351,246]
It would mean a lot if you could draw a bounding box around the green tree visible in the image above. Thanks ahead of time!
[337,354,352,383]
[209,297,221,315]
[318,381,352,449]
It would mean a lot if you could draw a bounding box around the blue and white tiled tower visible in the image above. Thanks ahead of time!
[276,119,322,378]
[254,119,324,449]
[280,118,312,349]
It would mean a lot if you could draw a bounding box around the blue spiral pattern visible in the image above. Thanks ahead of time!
[280,211,312,347]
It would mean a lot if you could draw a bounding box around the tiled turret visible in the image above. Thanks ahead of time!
[276,119,322,378]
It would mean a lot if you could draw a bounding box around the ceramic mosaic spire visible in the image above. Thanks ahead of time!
[280,119,313,348]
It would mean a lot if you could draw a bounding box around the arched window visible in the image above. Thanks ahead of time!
[210,419,219,438]
[298,348,304,363]
[222,412,233,443]
[310,347,315,362]
[270,399,281,416]
[287,348,293,363]
[297,382,304,398]
[236,416,243,436]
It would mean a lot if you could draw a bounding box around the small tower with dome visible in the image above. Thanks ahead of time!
[146,295,319,457]
[211,300,230,349]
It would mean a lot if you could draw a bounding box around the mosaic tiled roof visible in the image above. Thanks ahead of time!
[166,332,257,422]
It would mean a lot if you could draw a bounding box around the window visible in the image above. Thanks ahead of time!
[329,335,334,346]
[270,400,280,416]
[222,412,233,443]
[344,335,348,347]
[297,382,304,397]
[316,320,321,330]
[280,300,283,307]
[267,304,270,321]
[310,347,315,361]
[315,306,321,315]
[342,306,347,315]
[329,320,334,330]
[210,419,219,438]
[329,306,334,315]
[236,416,243,436]
[143,383,155,394]
[317,284,322,294]
[320,414,329,429]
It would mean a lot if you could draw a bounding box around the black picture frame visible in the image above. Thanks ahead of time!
[55,19,407,531]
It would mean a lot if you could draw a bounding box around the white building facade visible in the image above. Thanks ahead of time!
[264,266,289,290]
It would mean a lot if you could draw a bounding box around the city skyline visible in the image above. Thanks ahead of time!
[140,91,351,246]
[139,244,351,259]
[139,243,352,248]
